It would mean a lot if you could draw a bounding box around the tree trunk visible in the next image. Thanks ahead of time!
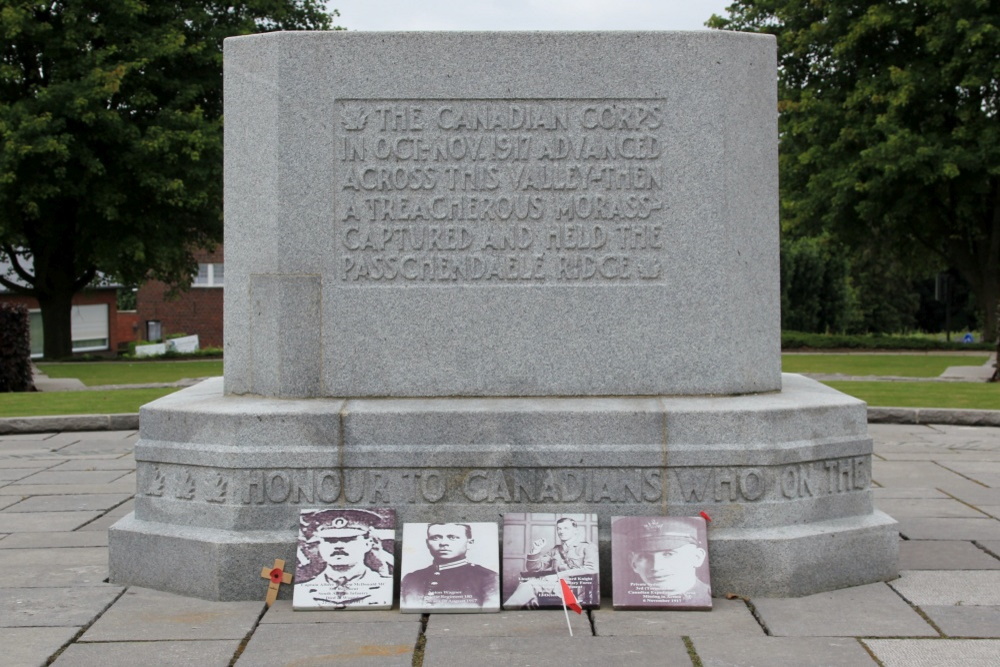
[37,291,75,360]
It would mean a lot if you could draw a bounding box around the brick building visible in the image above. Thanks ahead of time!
[0,254,131,358]
[136,246,224,348]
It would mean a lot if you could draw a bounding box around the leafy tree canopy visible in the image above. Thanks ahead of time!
[710,0,1000,340]
[0,1,335,358]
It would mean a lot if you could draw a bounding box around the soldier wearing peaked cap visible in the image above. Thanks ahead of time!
[300,509,393,609]
[615,516,711,606]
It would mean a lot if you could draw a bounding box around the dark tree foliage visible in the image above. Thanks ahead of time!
[710,0,1000,340]
[0,302,34,391]
[0,1,335,358]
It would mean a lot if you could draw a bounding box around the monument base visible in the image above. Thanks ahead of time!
[109,374,898,600]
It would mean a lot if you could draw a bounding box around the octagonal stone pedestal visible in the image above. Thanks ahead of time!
[109,373,897,600]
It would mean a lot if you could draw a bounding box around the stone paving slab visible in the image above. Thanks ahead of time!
[0,530,108,549]
[2,562,107,588]
[0,468,48,481]
[80,587,263,642]
[0,547,108,588]
[898,540,1000,570]
[863,638,1000,667]
[591,598,764,636]
[896,518,1000,541]
[0,479,138,496]
[889,570,1000,606]
[876,498,986,518]
[0,586,123,627]
[937,482,1000,506]
[14,470,131,486]
[750,583,937,637]
[4,494,132,513]
[77,509,132,532]
[921,605,1000,637]
[872,461,974,487]
[261,600,415,623]
[0,458,59,468]
[54,441,137,457]
[690,635,876,666]
[425,608,591,637]
[236,621,419,666]
[0,496,22,511]
[47,457,135,471]
[876,452,1000,461]
[0,432,58,441]
[52,639,240,667]
[873,487,949,499]
[0,511,103,532]
[420,636,691,667]
[0,626,80,667]
[939,461,1000,475]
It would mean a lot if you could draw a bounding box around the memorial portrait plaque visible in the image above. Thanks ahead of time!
[611,515,711,610]
[400,522,500,613]
[502,513,600,610]
[292,508,395,610]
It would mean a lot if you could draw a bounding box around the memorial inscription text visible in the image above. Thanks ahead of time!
[141,457,871,506]
[335,100,669,284]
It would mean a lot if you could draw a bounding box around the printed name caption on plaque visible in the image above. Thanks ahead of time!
[611,515,712,611]
[400,522,500,613]
[502,513,600,610]
[334,99,668,285]
[292,508,396,611]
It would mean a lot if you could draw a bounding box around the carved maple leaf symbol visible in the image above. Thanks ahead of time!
[341,107,369,131]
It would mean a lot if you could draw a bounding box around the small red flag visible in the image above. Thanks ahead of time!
[559,578,583,615]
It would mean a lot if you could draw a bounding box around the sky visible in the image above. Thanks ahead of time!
[328,1,733,32]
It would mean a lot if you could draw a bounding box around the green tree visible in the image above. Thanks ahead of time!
[0,1,335,358]
[710,0,1000,340]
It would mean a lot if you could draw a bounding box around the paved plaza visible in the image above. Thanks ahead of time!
[1,423,999,666]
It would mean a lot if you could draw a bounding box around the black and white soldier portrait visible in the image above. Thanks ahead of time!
[293,508,395,610]
[400,522,500,613]
[611,515,712,610]
[502,513,600,610]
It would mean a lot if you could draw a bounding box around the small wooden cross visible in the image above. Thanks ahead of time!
[260,558,293,606]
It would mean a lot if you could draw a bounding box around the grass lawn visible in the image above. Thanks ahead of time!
[783,354,990,377]
[0,388,179,418]
[825,381,1000,410]
[36,360,223,386]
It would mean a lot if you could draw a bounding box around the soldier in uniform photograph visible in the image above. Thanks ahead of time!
[295,509,394,610]
[503,516,599,609]
[400,523,500,612]
[613,516,711,610]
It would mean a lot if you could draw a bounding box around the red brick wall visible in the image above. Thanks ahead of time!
[135,246,224,348]
[115,311,140,348]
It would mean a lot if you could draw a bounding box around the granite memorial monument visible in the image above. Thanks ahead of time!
[109,30,898,601]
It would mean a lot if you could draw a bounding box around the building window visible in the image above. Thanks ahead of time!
[193,263,224,287]
[28,304,110,358]
[146,320,162,343]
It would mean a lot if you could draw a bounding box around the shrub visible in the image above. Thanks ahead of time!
[782,331,994,351]
[0,303,35,391]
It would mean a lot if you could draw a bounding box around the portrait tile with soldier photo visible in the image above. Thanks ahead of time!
[292,508,396,610]
[502,513,600,610]
[611,515,712,610]
[400,522,500,613]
